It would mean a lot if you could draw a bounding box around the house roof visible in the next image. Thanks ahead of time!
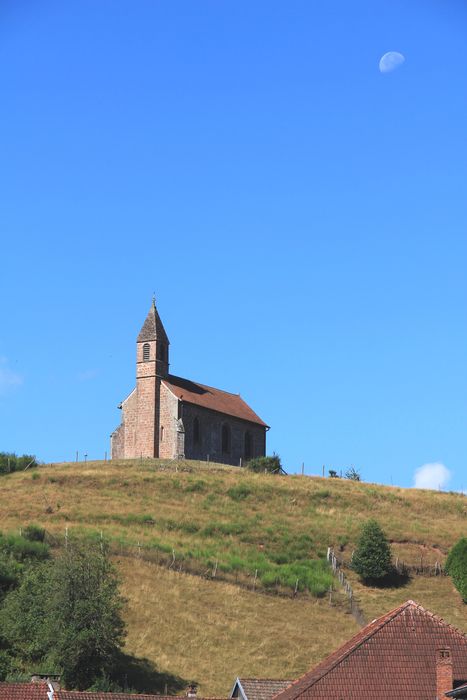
[56,693,174,699]
[163,375,269,428]
[272,600,467,700]
[232,678,292,700]
[137,300,170,344]
[0,683,52,699]
[447,684,467,698]
[0,685,226,700]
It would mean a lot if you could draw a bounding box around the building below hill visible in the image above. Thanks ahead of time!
[111,300,269,465]
[269,599,467,700]
[0,680,224,700]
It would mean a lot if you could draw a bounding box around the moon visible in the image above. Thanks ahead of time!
[379,51,405,74]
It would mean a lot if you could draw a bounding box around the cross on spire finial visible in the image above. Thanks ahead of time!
[152,292,156,307]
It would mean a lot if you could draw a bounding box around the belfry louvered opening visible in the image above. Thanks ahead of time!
[143,343,150,361]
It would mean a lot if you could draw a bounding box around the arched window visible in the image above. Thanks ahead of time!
[244,431,252,459]
[158,343,166,361]
[193,417,200,445]
[143,343,150,361]
[221,424,231,454]
[160,425,164,442]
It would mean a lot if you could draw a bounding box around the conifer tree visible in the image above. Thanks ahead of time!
[352,519,392,583]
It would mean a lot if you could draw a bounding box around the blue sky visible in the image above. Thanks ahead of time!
[1,0,466,491]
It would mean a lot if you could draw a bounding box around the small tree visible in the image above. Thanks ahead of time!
[345,467,361,481]
[0,539,126,689]
[247,454,282,474]
[445,537,467,603]
[352,519,392,583]
[49,541,126,689]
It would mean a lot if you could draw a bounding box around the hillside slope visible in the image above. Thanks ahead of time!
[0,459,465,694]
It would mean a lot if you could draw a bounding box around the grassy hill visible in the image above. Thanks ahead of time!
[0,459,466,694]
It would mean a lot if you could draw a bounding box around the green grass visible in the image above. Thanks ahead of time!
[0,458,466,693]
[1,459,466,593]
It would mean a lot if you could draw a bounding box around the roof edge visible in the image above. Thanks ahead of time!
[272,600,433,700]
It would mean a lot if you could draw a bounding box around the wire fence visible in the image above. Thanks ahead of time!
[327,547,366,626]
[40,527,335,601]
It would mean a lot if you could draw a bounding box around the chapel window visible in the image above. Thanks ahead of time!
[244,431,252,459]
[160,425,164,442]
[143,343,150,361]
[221,424,231,454]
[193,417,200,445]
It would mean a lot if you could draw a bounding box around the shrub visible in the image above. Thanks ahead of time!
[246,454,282,474]
[352,519,392,583]
[445,537,467,603]
[0,534,49,562]
[227,484,252,501]
[345,467,361,481]
[23,525,46,543]
[0,453,38,475]
[0,554,21,596]
[185,480,207,493]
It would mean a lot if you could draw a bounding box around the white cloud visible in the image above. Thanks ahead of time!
[413,462,451,491]
[0,357,23,395]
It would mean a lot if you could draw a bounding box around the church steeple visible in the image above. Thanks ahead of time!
[137,297,169,342]
[133,298,170,459]
[137,297,170,378]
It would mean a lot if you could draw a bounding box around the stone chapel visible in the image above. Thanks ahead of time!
[110,300,269,465]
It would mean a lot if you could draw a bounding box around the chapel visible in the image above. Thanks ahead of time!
[110,300,269,465]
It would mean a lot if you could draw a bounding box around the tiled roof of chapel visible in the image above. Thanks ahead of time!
[272,600,467,700]
[163,375,269,427]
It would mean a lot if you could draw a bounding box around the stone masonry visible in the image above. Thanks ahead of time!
[111,300,269,465]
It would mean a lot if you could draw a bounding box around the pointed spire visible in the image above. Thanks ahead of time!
[137,297,169,343]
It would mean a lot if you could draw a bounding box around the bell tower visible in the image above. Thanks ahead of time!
[135,297,170,458]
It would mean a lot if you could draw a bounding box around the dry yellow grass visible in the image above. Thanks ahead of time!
[0,458,466,694]
[119,557,359,696]
[346,569,467,630]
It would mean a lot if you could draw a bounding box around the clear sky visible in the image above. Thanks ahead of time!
[1,0,466,491]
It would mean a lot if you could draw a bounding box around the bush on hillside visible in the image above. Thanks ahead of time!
[246,454,283,474]
[345,467,361,481]
[445,537,467,603]
[352,519,392,583]
[22,524,46,543]
[0,534,49,562]
[0,555,21,597]
[0,453,38,475]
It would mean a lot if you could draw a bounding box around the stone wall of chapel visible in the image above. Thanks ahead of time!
[181,403,266,466]
[121,389,137,458]
[159,382,179,459]
[110,424,124,459]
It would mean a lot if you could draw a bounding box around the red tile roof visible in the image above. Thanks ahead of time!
[163,375,268,427]
[0,683,51,699]
[0,686,226,700]
[56,693,173,699]
[273,600,467,700]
